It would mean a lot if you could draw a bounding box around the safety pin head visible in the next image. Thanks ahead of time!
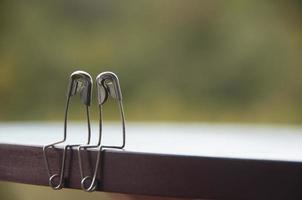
[68,70,93,106]
[96,71,122,105]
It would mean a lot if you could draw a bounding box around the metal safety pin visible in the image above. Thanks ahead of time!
[78,71,126,192]
[43,70,93,190]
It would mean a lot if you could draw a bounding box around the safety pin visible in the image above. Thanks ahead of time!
[43,70,93,190]
[78,71,126,192]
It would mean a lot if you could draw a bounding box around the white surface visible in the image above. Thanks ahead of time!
[0,122,302,162]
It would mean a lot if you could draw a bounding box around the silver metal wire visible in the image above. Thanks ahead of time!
[78,71,126,192]
[43,70,93,190]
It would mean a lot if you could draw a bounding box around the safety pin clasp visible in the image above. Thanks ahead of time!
[96,71,123,105]
[68,70,93,106]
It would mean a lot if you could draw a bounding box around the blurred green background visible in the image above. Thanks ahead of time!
[0,0,302,200]
[1,0,302,124]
